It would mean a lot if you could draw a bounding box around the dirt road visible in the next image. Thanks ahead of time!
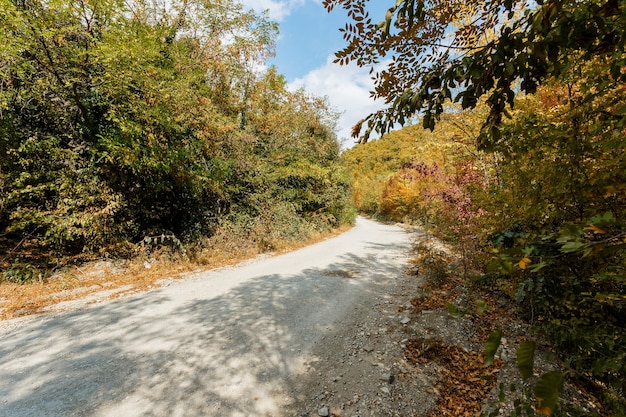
[0,217,428,417]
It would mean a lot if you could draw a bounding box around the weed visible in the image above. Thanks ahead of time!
[412,237,454,286]
[1,259,46,284]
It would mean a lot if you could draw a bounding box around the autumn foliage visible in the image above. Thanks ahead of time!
[343,78,626,412]
[344,62,626,411]
[336,0,625,411]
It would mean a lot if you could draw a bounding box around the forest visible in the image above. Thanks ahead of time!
[0,0,355,283]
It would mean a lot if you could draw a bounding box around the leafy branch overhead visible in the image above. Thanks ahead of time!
[324,0,626,144]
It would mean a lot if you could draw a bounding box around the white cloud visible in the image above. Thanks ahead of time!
[240,0,306,22]
[289,56,384,147]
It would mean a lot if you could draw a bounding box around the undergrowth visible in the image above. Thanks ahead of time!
[409,236,613,417]
[0,217,352,320]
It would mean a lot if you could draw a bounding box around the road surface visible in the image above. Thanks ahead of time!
[0,217,413,417]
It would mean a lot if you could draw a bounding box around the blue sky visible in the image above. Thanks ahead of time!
[267,1,347,80]
[241,0,388,145]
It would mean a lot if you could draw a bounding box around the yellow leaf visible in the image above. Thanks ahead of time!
[536,401,553,416]
[519,257,532,269]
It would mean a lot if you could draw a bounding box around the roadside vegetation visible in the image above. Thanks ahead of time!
[335,0,625,414]
[0,0,355,314]
[2,0,624,414]
[344,88,626,414]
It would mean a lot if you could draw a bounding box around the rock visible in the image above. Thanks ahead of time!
[400,317,411,324]
[363,345,374,353]
[318,406,330,416]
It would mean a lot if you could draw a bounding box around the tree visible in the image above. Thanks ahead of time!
[0,0,278,248]
[236,69,354,229]
[323,0,626,144]
[480,69,626,409]
[333,2,626,409]
[0,0,354,264]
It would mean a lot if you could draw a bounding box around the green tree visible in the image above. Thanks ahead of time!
[336,2,626,405]
[232,69,355,236]
[0,0,354,265]
[0,0,277,250]
[480,68,626,410]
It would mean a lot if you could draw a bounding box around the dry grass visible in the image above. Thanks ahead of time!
[0,225,351,320]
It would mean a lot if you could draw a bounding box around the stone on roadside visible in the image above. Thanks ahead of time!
[318,406,330,416]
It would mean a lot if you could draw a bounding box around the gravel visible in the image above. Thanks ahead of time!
[0,217,436,417]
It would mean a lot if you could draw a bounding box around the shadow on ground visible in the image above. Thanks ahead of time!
[0,230,411,417]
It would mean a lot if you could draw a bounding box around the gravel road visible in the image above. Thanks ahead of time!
[0,217,429,417]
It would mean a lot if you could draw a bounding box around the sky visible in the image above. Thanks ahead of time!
[241,0,389,146]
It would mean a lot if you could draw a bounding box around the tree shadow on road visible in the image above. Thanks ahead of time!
[0,237,412,417]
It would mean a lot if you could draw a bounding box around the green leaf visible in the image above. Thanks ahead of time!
[502,260,514,273]
[475,299,489,315]
[484,329,503,366]
[534,371,564,416]
[446,302,464,318]
[560,241,585,253]
[516,341,536,379]
[590,212,615,227]
[557,225,583,242]
[529,261,548,272]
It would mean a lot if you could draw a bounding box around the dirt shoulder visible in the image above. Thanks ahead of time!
[0,226,352,321]
[317,232,606,417]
